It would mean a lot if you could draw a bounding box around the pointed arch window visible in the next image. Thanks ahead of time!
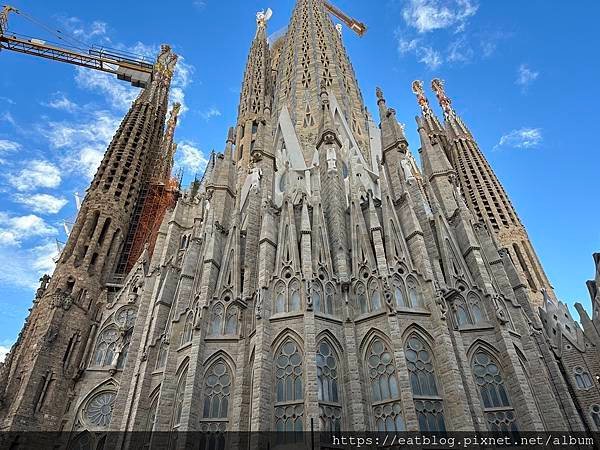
[202,360,232,423]
[209,303,224,336]
[407,277,424,308]
[224,305,238,335]
[468,293,485,324]
[574,367,593,390]
[590,405,600,429]
[472,351,518,431]
[365,338,405,432]
[369,280,382,312]
[116,329,132,370]
[405,335,445,431]
[393,277,408,308]
[312,282,323,314]
[274,339,304,441]
[273,279,303,314]
[355,282,368,314]
[156,341,168,370]
[172,366,189,429]
[181,312,194,345]
[92,327,119,367]
[316,341,342,432]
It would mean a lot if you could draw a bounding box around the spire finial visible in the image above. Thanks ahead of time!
[375,86,385,104]
[256,8,273,30]
[431,78,454,118]
[411,80,432,116]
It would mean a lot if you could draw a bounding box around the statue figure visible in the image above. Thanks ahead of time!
[35,274,51,300]
[326,147,337,172]
[400,158,415,182]
[255,288,264,320]
[433,282,448,320]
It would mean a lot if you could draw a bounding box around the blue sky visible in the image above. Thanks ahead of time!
[0,0,598,358]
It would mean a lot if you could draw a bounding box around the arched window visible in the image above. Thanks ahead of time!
[355,282,368,314]
[290,280,301,312]
[407,277,423,308]
[312,282,322,314]
[274,280,303,314]
[202,360,232,423]
[209,304,224,336]
[366,338,404,432]
[92,327,119,367]
[574,367,593,390]
[472,351,518,431]
[393,277,407,308]
[225,305,238,335]
[156,341,167,370]
[324,283,335,315]
[274,283,286,314]
[316,341,341,432]
[590,404,600,429]
[181,312,194,345]
[274,339,304,440]
[172,366,188,429]
[454,298,471,327]
[116,329,132,370]
[468,294,485,324]
[369,280,382,312]
[405,335,445,431]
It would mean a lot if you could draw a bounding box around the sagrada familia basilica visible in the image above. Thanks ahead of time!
[1,0,599,448]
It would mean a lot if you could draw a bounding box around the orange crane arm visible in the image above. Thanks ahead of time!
[323,1,367,37]
[0,5,154,88]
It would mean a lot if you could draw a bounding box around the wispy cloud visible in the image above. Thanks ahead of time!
[199,107,221,121]
[13,194,68,215]
[7,160,62,192]
[402,0,478,33]
[516,64,539,89]
[42,92,79,113]
[0,213,57,246]
[176,141,208,173]
[0,344,10,362]
[0,140,21,153]
[0,240,58,290]
[41,110,121,179]
[75,68,138,110]
[495,127,542,150]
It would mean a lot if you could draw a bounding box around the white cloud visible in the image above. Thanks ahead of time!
[418,47,443,69]
[193,0,207,9]
[496,128,542,150]
[177,141,208,173]
[402,0,478,33]
[0,140,21,152]
[397,35,442,70]
[447,36,474,63]
[516,64,539,88]
[199,107,221,121]
[41,110,120,179]
[0,213,57,246]
[7,160,62,192]
[0,345,10,362]
[43,92,78,113]
[13,194,68,215]
[57,16,109,43]
[0,240,58,290]
[75,68,138,110]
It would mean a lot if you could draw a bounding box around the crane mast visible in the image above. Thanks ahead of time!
[323,1,367,37]
[0,5,154,88]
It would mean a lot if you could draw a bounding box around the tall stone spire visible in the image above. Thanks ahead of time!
[430,78,556,307]
[153,102,181,183]
[0,45,178,431]
[273,0,369,161]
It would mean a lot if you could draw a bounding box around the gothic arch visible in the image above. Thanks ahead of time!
[203,349,236,372]
[315,329,344,356]
[400,323,435,347]
[466,339,501,363]
[75,378,119,432]
[271,328,305,352]
[359,328,393,360]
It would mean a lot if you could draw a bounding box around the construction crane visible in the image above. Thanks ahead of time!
[324,1,367,37]
[0,5,154,87]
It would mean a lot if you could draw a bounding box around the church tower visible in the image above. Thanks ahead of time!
[428,78,557,308]
[0,46,177,431]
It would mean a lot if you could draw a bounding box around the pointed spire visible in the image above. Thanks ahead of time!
[317,83,341,149]
[153,102,181,182]
[301,200,312,234]
[224,126,235,159]
[411,80,433,116]
[416,115,454,177]
[375,87,407,153]
[431,78,471,137]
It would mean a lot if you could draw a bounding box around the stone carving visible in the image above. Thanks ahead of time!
[401,158,415,182]
[51,291,74,311]
[35,275,51,301]
[492,294,509,325]
[255,288,264,320]
[434,282,448,320]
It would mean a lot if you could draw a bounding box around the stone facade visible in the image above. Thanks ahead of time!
[1,0,599,446]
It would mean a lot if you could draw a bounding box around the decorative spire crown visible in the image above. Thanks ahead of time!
[411,80,432,116]
[431,78,454,118]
